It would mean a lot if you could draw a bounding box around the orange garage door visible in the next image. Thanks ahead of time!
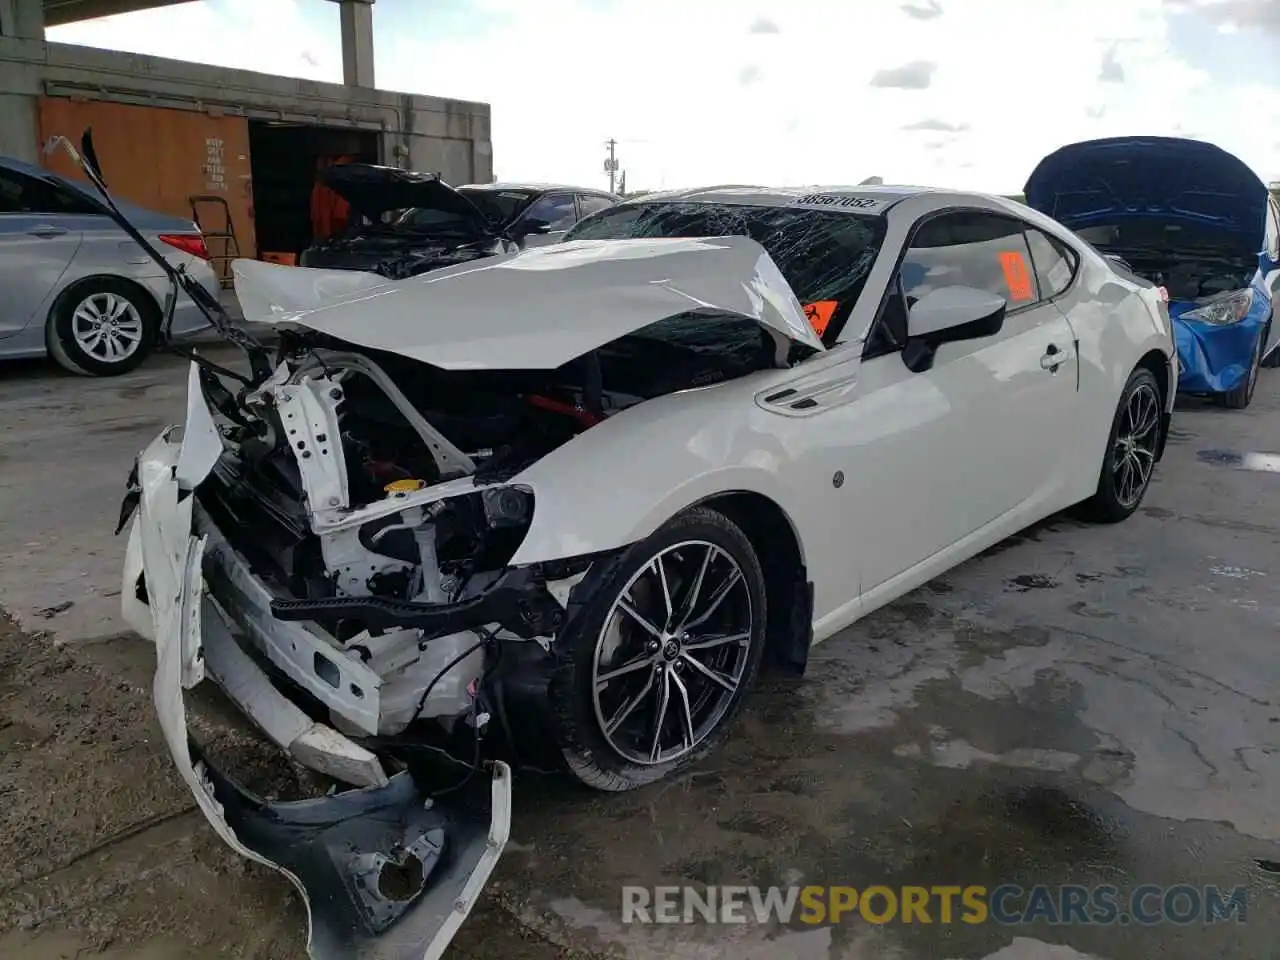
[37,97,256,278]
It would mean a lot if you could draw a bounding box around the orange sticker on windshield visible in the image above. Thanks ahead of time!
[803,301,838,335]
[998,251,1035,302]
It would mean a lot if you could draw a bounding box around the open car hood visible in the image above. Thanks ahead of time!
[232,235,827,370]
[1024,136,1270,246]
[320,163,493,230]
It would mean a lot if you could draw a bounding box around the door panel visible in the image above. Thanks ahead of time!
[851,301,1077,593]
[850,211,1080,592]
[0,163,88,339]
[0,214,82,338]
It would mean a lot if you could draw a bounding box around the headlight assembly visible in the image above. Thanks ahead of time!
[1179,289,1254,325]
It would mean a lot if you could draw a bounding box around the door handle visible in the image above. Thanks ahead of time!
[1040,344,1071,371]
[27,225,68,238]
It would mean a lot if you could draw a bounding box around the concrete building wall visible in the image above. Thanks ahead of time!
[0,35,493,182]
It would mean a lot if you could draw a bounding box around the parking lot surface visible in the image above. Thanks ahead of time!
[2,348,1279,960]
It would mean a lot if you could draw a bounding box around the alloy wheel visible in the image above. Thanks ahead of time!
[1111,381,1161,508]
[71,292,144,363]
[591,540,754,765]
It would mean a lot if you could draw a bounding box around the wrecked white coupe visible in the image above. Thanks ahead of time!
[88,127,1174,954]
[119,231,834,959]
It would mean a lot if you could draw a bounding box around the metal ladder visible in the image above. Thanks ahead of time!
[188,194,241,289]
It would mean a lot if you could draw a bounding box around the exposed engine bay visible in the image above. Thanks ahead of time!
[1077,221,1255,301]
[191,314,786,740]
[299,231,510,280]
[1104,249,1254,301]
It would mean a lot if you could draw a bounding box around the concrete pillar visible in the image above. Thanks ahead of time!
[0,0,44,39]
[328,0,375,88]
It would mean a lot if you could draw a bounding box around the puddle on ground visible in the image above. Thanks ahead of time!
[1196,450,1280,473]
[494,594,1280,960]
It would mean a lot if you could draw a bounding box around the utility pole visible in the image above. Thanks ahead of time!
[604,138,618,194]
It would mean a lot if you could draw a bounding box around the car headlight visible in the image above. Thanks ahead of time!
[1179,289,1254,325]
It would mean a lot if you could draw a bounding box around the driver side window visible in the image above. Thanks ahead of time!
[866,211,1041,358]
[520,192,578,231]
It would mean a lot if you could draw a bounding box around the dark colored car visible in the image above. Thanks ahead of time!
[299,166,619,279]
[455,182,620,247]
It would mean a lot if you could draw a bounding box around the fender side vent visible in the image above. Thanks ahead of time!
[790,398,819,410]
[764,388,797,403]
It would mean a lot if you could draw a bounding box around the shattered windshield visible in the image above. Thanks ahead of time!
[458,187,536,226]
[565,200,887,343]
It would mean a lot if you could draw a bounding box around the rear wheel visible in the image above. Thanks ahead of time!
[47,278,158,377]
[1079,367,1162,523]
[549,507,767,792]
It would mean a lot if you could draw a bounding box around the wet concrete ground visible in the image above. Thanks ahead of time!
[2,348,1279,959]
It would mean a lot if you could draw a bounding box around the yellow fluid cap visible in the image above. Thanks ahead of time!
[384,478,426,494]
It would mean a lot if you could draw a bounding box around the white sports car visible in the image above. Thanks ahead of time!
[115,182,1175,958]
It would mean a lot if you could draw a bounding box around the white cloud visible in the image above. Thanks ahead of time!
[46,0,1280,191]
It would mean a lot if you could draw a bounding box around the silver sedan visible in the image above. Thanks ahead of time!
[0,154,219,376]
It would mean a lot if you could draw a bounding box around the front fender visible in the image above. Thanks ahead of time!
[508,384,799,565]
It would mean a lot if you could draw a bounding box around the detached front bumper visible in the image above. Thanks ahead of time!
[121,422,511,960]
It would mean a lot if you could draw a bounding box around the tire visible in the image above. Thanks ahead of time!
[1216,327,1263,409]
[46,277,158,377]
[1079,367,1162,524]
[549,506,767,792]
[1261,316,1279,369]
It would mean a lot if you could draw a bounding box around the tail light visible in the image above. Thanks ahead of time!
[158,233,209,260]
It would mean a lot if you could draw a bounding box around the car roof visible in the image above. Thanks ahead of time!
[460,182,618,197]
[606,184,1068,228]
[624,183,933,210]
[0,153,69,181]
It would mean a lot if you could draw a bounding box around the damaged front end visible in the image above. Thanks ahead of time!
[117,230,825,957]
[122,363,522,960]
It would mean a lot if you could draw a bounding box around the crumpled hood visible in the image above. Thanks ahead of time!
[1024,136,1270,249]
[319,163,493,231]
[231,235,827,370]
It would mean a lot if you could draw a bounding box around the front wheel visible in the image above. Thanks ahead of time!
[1079,367,1162,523]
[549,506,767,792]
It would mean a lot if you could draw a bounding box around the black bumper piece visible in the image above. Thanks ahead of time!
[270,566,566,639]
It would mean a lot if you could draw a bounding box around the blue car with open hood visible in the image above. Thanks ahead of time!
[1026,136,1280,408]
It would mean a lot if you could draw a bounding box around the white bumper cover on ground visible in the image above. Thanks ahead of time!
[122,416,512,960]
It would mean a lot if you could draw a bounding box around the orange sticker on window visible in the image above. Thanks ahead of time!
[803,300,838,336]
[998,251,1035,302]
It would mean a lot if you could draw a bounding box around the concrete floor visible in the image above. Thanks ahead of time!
[1,347,1279,960]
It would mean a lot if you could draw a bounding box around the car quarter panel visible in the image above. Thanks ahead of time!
[1046,245,1175,501]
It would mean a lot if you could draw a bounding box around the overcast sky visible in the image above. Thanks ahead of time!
[48,0,1280,193]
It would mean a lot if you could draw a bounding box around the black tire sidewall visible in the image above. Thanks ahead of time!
[549,506,768,791]
[48,278,158,377]
[1088,367,1161,522]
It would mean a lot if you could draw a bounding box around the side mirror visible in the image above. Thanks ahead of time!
[519,218,552,236]
[902,285,1006,373]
